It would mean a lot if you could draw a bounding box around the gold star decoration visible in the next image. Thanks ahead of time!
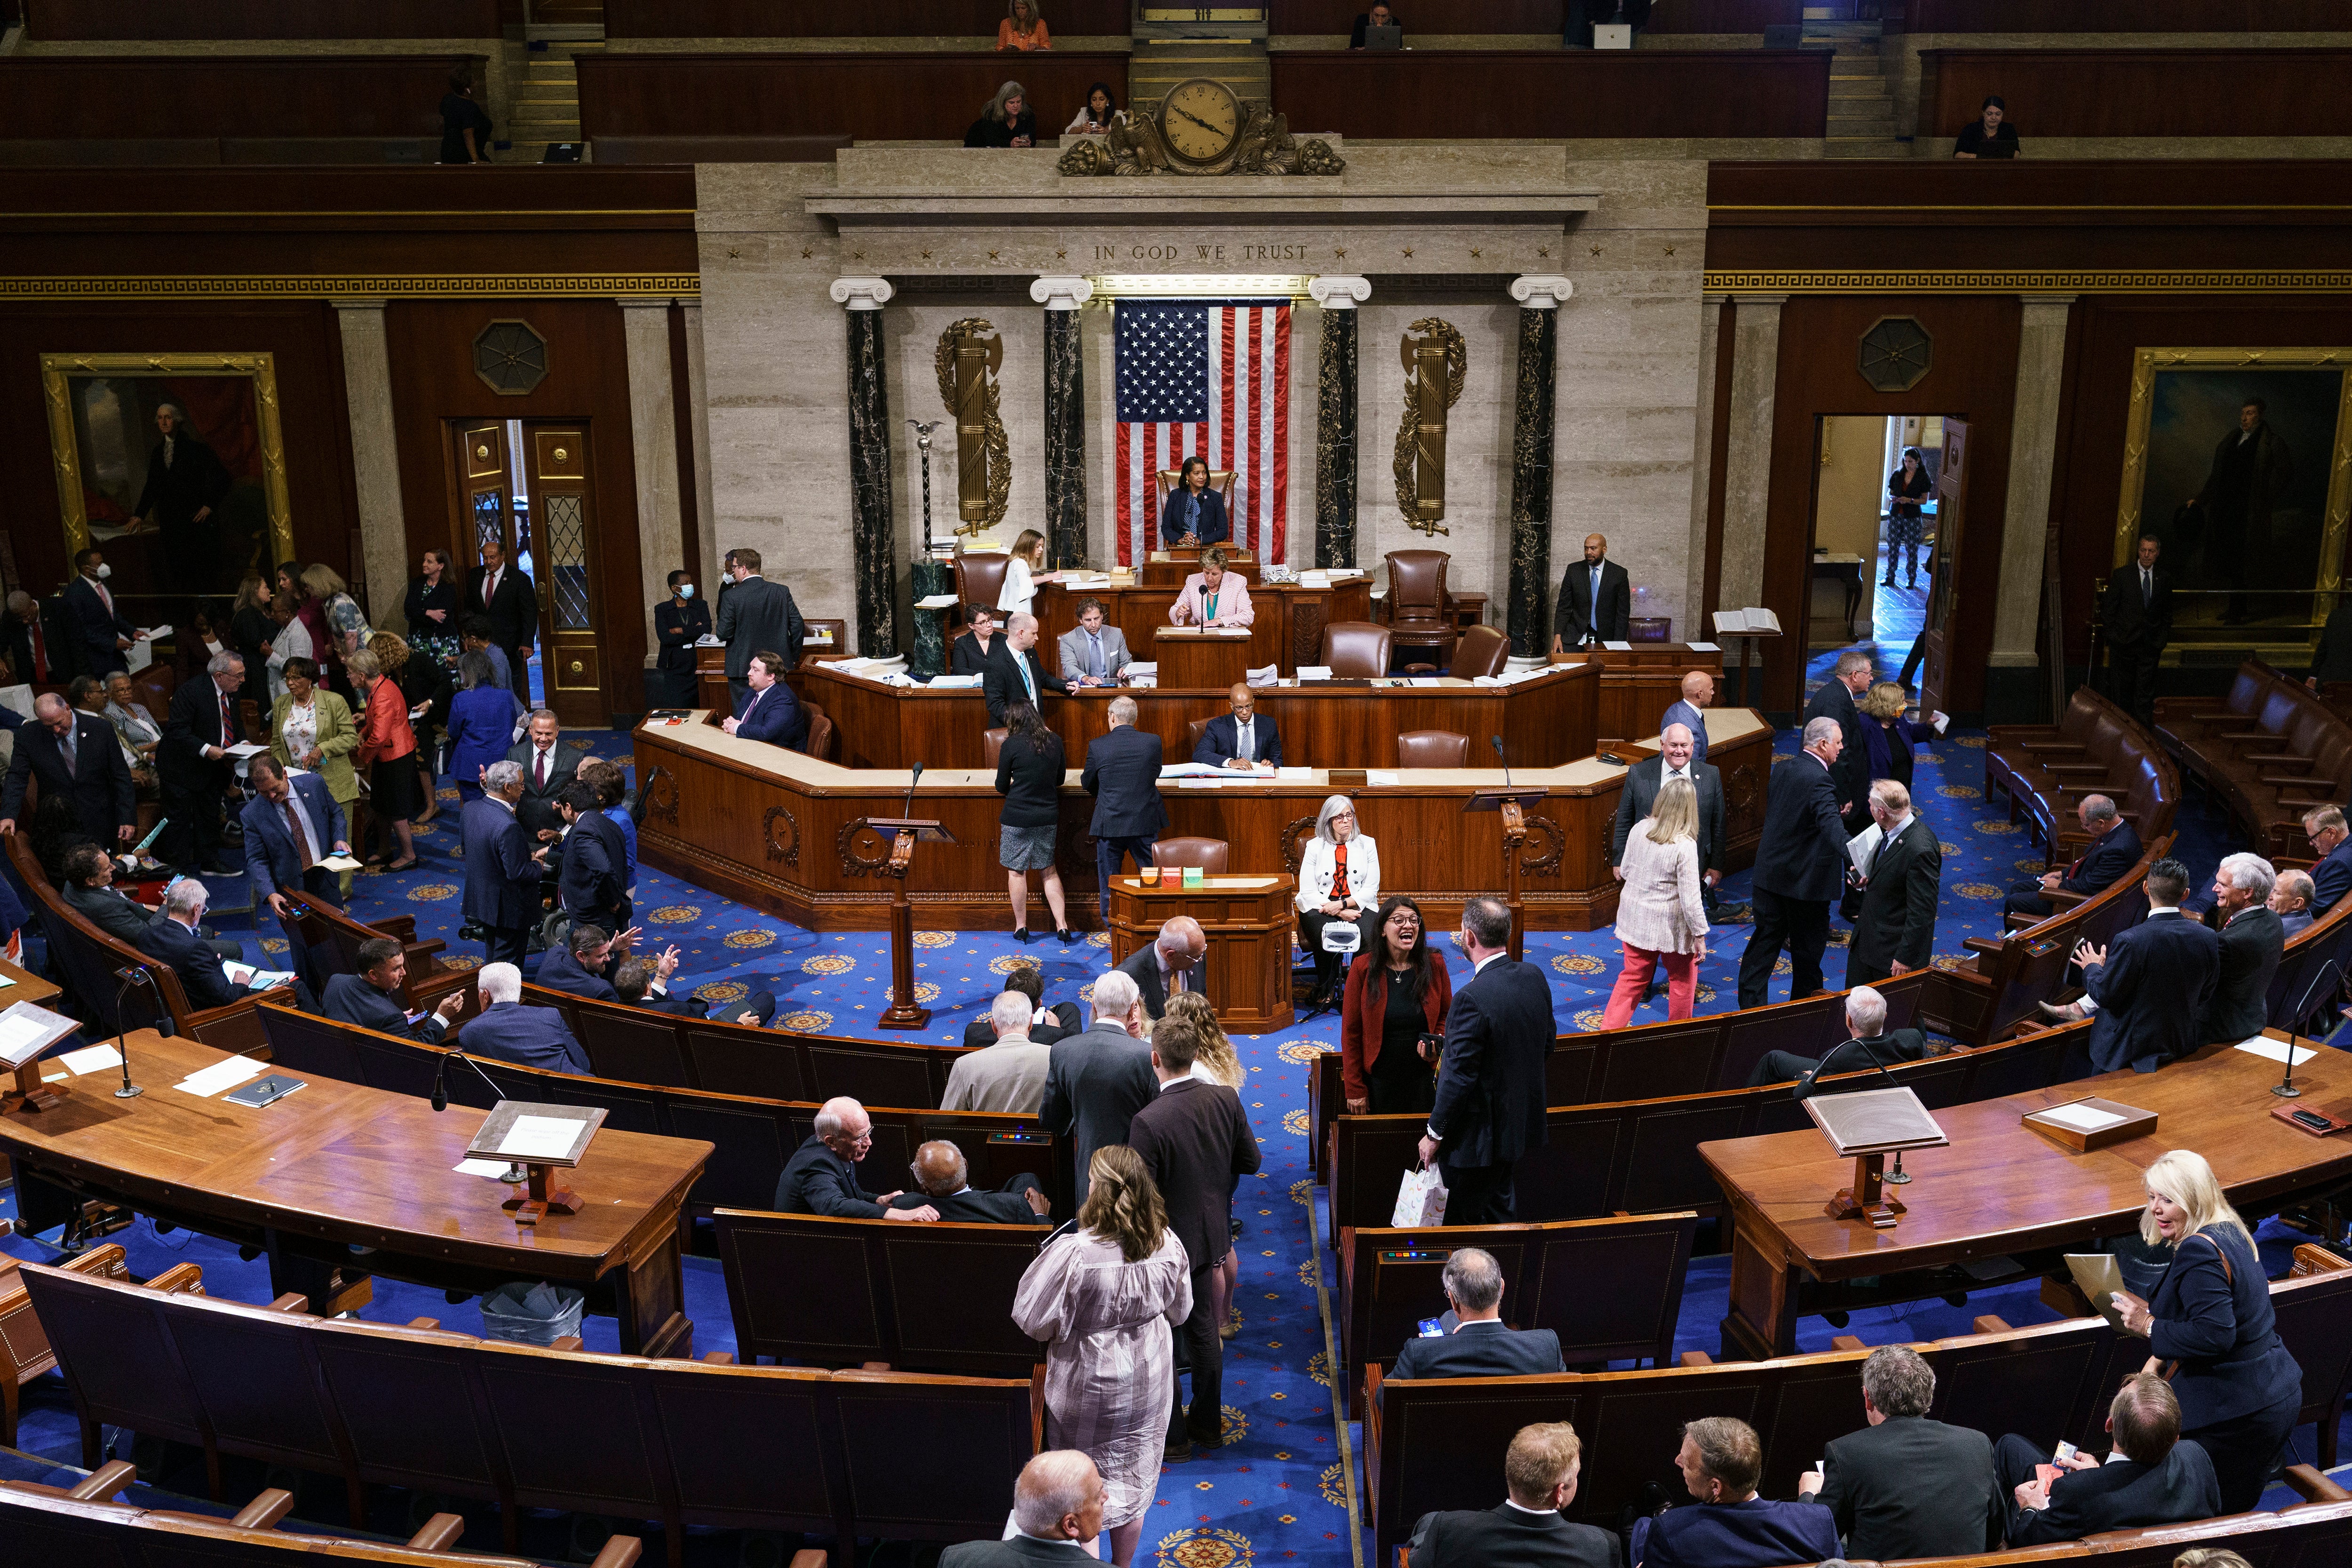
[1537,245,1550,258]
[726,247,741,260]
[1056,248,1068,260]
[1469,247,1482,259]
[852,250,866,261]
[920,248,933,260]
[988,249,1001,262]
[1402,247,1414,258]
[1589,244,1603,256]
[1334,247,1347,259]
[1664,244,1676,256]
[801,247,814,259]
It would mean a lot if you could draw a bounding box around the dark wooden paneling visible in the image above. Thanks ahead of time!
[1908,0,2346,32]
[1270,0,1561,30]
[606,0,1130,38]
[1643,0,1802,31]
[1267,51,1827,139]
[383,299,649,711]
[1923,50,2352,140]
[23,0,502,40]
[0,56,481,140]
[577,53,1130,142]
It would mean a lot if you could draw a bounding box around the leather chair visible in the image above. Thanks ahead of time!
[804,710,834,763]
[1386,550,1457,672]
[1152,836,1229,874]
[1396,730,1470,768]
[1152,469,1238,537]
[951,554,1011,623]
[1445,625,1510,680]
[1319,621,1393,679]
[983,727,1008,768]
[1628,616,1672,643]
[1185,717,1212,756]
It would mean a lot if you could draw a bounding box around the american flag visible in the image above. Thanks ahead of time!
[1113,300,1291,567]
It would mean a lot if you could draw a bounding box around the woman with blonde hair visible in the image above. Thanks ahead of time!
[1162,991,1246,1339]
[348,646,421,871]
[1602,775,1708,1026]
[302,562,370,663]
[998,0,1051,51]
[965,80,1038,147]
[1012,1145,1191,1567]
[1858,678,1932,791]
[2111,1149,2302,1515]
[997,527,1049,620]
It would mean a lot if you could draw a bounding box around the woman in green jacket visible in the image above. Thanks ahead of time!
[269,655,360,896]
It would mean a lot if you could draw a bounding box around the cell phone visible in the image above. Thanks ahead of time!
[2053,1441,2078,1464]
[1417,1032,1444,1063]
[2291,1109,2334,1130]
[1416,1317,1446,1337]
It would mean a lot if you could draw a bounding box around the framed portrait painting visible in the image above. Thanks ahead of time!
[40,352,295,601]
[2114,347,2352,637]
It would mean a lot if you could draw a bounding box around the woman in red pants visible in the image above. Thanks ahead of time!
[1602,776,1709,1026]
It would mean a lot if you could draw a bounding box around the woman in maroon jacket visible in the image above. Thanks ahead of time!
[1340,895,1454,1115]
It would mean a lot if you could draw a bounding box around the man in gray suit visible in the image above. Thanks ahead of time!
[713,546,806,707]
[1115,915,1207,1020]
[1056,597,1131,686]
[1039,969,1156,1204]
[940,1451,1106,1567]
[1609,722,1724,916]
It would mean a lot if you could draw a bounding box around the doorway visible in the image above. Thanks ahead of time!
[1801,413,1966,709]
[451,418,610,728]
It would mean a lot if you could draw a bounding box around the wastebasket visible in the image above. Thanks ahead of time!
[479,1280,586,1347]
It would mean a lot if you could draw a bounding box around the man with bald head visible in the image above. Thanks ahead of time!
[0,692,135,850]
[1117,914,1207,1020]
[889,1139,1051,1225]
[1662,669,1715,764]
[2005,793,2140,920]
[1195,682,1282,770]
[1550,533,1630,654]
[941,1450,1106,1566]
[982,611,1071,728]
[775,1095,939,1221]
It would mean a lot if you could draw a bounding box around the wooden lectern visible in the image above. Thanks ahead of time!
[0,1001,79,1114]
[466,1101,608,1227]
[1463,787,1549,962]
[1803,1086,1948,1229]
[1144,548,1259,588]
[858,815,959,1028]
[1154,626,1254,691]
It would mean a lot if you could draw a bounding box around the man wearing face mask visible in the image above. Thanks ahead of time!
[133,402,235,592]
[651,568,710,708]
[63,549,142,677]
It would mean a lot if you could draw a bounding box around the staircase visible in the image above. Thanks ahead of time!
[506,3,603,163]
[1133,3,1271,109]
[1805,13,1903,159]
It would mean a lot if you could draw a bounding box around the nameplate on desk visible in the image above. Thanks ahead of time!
[986,1130,1053,1145]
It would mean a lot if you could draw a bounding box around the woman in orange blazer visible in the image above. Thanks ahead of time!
[1340,894,1453,1115]
[348,645,421,871]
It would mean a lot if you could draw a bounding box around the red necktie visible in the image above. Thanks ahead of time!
[219,690,232,741]
[535,748,548,790]
[284,798,313,871]
[29,620,48,682]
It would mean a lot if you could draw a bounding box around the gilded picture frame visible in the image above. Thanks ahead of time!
[40,350,296,592]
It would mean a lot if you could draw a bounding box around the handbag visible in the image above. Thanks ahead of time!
[1392,1163,1448,1227]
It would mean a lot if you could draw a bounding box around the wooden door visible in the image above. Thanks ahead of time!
[457,422,514,568]
[1918,417,1970,717]
[524,423,607,728]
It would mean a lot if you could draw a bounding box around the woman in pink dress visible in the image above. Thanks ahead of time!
[1012,1145,1192,1567]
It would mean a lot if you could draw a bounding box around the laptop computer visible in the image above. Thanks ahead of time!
[1361,22,1403,48]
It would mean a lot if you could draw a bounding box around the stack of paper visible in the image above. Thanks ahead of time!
[1124,662,1158,677]
[928,674,984,689]
[1297,666,1334,681]
[1245,665,1279,686]
[914,594,961,610]
[175,1055,270,1098]
[0,1003,78,1069]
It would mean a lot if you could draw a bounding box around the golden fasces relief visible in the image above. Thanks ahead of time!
[1395,319,1466,538]
[935,319,1009,537]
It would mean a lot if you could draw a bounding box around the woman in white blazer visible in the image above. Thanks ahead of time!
[996,528,1049,619]
[1297,793,1382,1008]
[1602,775,1709,1027]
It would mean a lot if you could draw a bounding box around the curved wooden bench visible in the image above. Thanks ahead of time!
[2158,657,2352,859]
[1987,684,2179,860]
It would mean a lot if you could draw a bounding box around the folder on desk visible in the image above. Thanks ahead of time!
[2064,1253,2132,1332]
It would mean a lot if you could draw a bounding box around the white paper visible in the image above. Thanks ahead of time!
[59,1043,124,1075]
[498,1114,585,1161]
[693,633,725,646]
[0,684,36,722]
[1366,771,1401,787]
[926,674,983,689]
[1276,766,1313,780]
[1123,662,1158,677]
[2038,1101,2127,1134]
[125,640,153,674]
[316,854,364,874]
[1685,641,1720,652]
[1845,823,1883,876]
[1407,677,1443,688]
[143,624,174,641]
[454,1157,515,1178]
[1245,664,1279,686]
[175,1056,269,1098]
[408,701,432,720]
[914,594,961,610]
[808,629,835,644]
[1601,639,1633,651]
[1931,710,1951,735]
[0,971,13,988]
[0,1015,49,1067]
[1159,763,1228,779]
[2235,1035,2316,1068]
[1297,666,1334,681]
[224,742,269,758]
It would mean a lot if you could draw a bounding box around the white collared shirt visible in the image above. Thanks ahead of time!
[1233,717,1255,761]
[1502,1499,1560,1517]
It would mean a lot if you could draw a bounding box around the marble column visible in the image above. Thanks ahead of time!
[619,297,686,685]
[1032,276,1095,570]
[682,303,719,584]
[1308,275,1370,569]
[331,299,408,632]
[1988,294,2079,721]
[1506,276,1573,656]
[832,277,899,658]
[1685,295,1727,628]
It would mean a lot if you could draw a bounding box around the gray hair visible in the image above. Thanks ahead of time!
[482,759,524,794]
[1011,1450,1098,1539]
[1845,983,1888,1038]
[206,650,245,677]
[2276,869,2315,909]
[1859,1345,1935,1418]
[2218,852,2276,901]
[1835,650,1874,678]
[1870,778,1911,814]
[1441,1247,1504,1313]
[1090,969,1141,1019]
[1314,793,1356,845]
[1802,716,1843,750]
[2082,794,2119,826]
[1107,695,1138,727]
[478,962,522,1004]
[343,649,380,681]
[1661,721,1694,748]
[990,990,1034,1034]
[813,1095,865,1138]
[528,708,559,729]
[163,877,208,918]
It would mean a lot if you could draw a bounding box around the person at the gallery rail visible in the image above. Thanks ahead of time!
[130,400,235,590]
[1160,457,1229,549]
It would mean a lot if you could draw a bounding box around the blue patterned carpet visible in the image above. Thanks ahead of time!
[10,712,2336,1568]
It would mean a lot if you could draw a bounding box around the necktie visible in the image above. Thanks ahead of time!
[2142,569,2152,605]
[219,688,232,743]
[1236,721,1251,762]
[535,748,549,790]
[743,690,762,726]
[1087,634,1102,677]
[486,569,499,608]
[284,798,313,872]
[1018,655,1038,705]
[29,620,48,682]
[164,437,175,470]
[59,722,75,773]
[95,579,113,616]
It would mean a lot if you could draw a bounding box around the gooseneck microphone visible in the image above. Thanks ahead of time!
[429,1045,513,1113]
[2277,957,2344,1100]
[901,762,924,822]
[110,964,159,1099]
[1491,734,1511,790]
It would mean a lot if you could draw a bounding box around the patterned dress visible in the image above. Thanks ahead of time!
[1011,1226,1193,1528]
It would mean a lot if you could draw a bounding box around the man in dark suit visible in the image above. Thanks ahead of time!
[133,402,236,589]
[2201,853,2285,1043]
[158,650,247,875]
[61,550,140,677]
[555,781,630,934]
[1128,1017,1262,1461]
[983,613,1071,729]
[1039,970,1156,1205]
[241,754,349,991]
[535,921,628,1000]
[1193,683,1282,771]
[773,1095,939,1220]
[2005,794,2141,920]
[1082,695,1167,891]
[1847,779,1940,988]
[1418,896,1553,1225]
[722,649,806,750]
[1795,1345,2000,1560]
[1631,1417,1840,1568]
[135,881,244,1011]
[0,693,135,850]
[61,843,173,950]
[457,960,589,1075]
[463,760,547,967]
[2059,859,2219,1076]
[2302,805,2352,915]
[1388,1248,1565,1384]
[939,1452,1106,1567]
[1995,1374,2219,1547]
[2104,532,2171,721]
[960,966,1079,1049]
[614,955,766,1025]
[1407,1420,1620,1568]
[1745,982,1939,1092]
[466,538,538,699]
[1115,915,1207,1021]
[1736,717,1850,1009]
[1549,533,1630,653]
[506,709,578,837]
[1801,651,1874,827]
[1,590,46,685]
[1609,722,1724,913]
[713,547,805,708]
[324,936,467,1043]
[889,1140,1051,1225]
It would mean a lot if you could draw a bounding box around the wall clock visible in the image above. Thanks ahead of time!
[1157,78,1243,172]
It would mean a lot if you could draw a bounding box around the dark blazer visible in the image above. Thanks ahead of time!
[63,576,137,673]
[652,596,712,698]
[323,972,449,1043]
[1631,1496,1842,1568]
[161,673,243,777]
[2006,1440,2220,1547]
[1810,1416,2000,1560]
[1127,1076,1262,1275]
[445,686,514,787]
[1115,943,1207,1021]
[506,738,579,834]
[1608,757,1724,874]
[890,1176,1049,1226]
[66,880,158,948]
[462,796,541,931]
[558,809,629,923]
[135,912,242,1011]
[961,1002,1080,1050]
[536,940,620,1003]
[1800,679,1870,821]
[1552,558,1630,647]
[240,773,345,904]
[950,631,1001,678]
[1752,753,1848,904]
[732,681,807,750]
[458,1000,589,1077]
[1,711,135,844]
[1160,486,1230,548]
[1193,711,1283,770]
[135,429,232,528]
[1428,956,1554,1170]
[774,1132,888,1217]
[2309,836,2352,914]
[466,562,539,653]
[2085,909,2220,1074]
[2201,904,2284,1043]
[1039,1021,1158,1203]
[714,575,805,677]
[2061,820,2144,897]
[1407,1503,1621,1568]
[1789,1027,1934,1098]
[993,731,1065,829]
[2104,560,2174,649]
[1392,1319,1565,1381]
[1081,724,1168,839]
[2149,1226,2304,1429]
[940,1534,1097,1568]
[982,641,1071,728]
[1850,814,1942,976]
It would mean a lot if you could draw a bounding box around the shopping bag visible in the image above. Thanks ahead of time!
[1392,1163,1448,1227]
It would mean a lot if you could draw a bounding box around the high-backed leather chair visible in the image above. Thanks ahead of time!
[983,727,1008,768]
[1446,624,1510,680]
[1628,616,1672,643]
[1396,730,1470,768]
[1319,621,1393,678]
[1152,836,1229,874]
[1185,717,1212,756]
[1153,469,1237,518]
[804,710,834,762]
[951,553,1011,621]
[1385,550,1456,672]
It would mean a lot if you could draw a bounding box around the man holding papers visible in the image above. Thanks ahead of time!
[1845,780,1940,988]
[159,649,249,875]
[242,754,351,992]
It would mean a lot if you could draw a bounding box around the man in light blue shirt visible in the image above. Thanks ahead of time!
[1055,598,1132,687]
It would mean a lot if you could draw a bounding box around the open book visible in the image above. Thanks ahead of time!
[1712,607,1782,636]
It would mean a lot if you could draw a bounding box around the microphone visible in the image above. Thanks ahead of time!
[901,761,924,822]
[1796,1030,1910,1181]
[1490,734,1511,790]
[429,1045,514,1114]
[2277,957,2343,1100]
[109,965,160,1100]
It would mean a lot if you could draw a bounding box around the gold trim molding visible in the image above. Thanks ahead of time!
[1705,270,2352,294]
[0,273,701,302]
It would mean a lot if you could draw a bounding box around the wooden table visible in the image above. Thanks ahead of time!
[1105,873,1297,1033]
[0,955,64,1012]
[1550,642,1726,746]
[1154,627,1254,691]
[1812,554,1864,640]
[1700,1034,2352,1360]
[0,1030,710,1357]
[1033,575,1371,678]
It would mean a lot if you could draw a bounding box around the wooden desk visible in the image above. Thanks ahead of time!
[1154,627,1254,691]
[0,955,64,1012]
[1033,575,1371,678]
[1701,1035,2352,1360]
[1105,874,1297,1032]
[0,1030,709,1357]
[1549,643,1726,745]
[1812,555,1864,641]
[691,620,849,715]
[1140,549,1257,589]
